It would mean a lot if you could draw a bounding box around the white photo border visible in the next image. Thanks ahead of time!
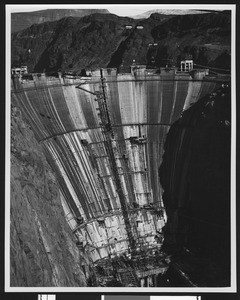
[5,3,237,293]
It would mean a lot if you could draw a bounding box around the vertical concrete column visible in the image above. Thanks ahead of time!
[147,275,153,287]
[153,274,158,287]
[147,276,151,287]
[190,61,193,70]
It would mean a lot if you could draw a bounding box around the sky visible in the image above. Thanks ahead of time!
[8,5,148,16]
[7,4,227,17]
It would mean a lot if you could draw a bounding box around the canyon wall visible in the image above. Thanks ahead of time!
[159,83,231,286]
[10,105,87,286]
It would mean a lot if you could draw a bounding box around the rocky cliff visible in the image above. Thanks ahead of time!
[10,105,88,286]
[11,11,231,73]
[159,83,231,286]
[11,9,109,33]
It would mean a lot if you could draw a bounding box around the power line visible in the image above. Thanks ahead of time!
[193,63,231,72]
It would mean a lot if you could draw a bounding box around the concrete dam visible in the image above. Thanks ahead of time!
[11,66,223,286]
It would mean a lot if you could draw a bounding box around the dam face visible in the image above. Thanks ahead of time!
[11,66,220,283]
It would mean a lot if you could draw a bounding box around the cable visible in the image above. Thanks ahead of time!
[193,63,231,72]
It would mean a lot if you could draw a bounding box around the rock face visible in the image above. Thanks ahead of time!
[150,11,231,70]
[11,9,110,33]
[11,11,231,73]
[159,83,231,286]
[10,105,87,286]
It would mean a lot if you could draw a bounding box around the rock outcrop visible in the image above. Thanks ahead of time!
[11,9,110,33]
[11,11,231,73]
[10,105,87,286]
[159,83,231,286]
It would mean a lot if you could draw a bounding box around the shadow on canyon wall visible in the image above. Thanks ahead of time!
[159,83,231,286]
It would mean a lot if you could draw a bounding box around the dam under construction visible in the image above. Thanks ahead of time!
[11,65,231,287]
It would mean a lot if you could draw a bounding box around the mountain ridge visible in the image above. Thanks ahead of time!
[11,8,110,33]
[11,11,231,73]
[132,9,220,19]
